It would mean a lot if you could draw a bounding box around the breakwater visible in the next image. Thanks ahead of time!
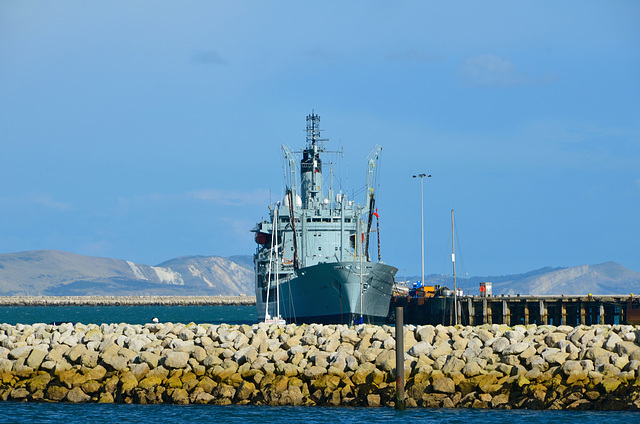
[1,322,639,409]
[0,296,256,307]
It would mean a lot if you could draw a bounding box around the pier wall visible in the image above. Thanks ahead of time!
[395,295,640,327]
[1,321,640,409]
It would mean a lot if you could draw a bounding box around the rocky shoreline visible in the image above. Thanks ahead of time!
[1,322,639,409]
[0,296,256,306]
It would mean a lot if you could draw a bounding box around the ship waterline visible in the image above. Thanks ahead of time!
[257,261,397,325]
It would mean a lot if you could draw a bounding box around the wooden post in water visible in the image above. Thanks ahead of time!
[395,306,405,410]
[539,300,547,325]
[482,298,488,324]
[487,300,493,325]
[502,300,509,326]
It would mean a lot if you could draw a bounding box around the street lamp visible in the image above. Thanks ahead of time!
[412,173,431,288]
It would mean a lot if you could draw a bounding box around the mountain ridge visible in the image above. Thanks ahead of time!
[0,250,638,297]
[401,261,640,296]
[0,250,252,297]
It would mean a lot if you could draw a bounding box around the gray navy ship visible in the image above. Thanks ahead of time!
[252,112,398,325]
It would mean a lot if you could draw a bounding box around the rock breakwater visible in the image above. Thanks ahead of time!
[1,322,639,409]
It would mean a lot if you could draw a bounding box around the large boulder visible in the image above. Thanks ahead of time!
[432,377,455,394]
[163,351,190,369]
[26,347,48,369]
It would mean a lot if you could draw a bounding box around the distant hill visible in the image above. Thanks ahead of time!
[405,262,640,296]
[156,255,252,295]
[0,251,638,297]
[488,262,640,296]
[0,250,253,296]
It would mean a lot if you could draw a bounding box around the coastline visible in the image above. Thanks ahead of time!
[0,296,257,307]
[0,321,639,409]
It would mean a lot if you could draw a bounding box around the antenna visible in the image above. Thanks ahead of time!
[329,162,334,207]
[305,112,327,149]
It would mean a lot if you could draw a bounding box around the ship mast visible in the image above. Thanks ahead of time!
[264,205,276,322]
[301,112,326,208]
[275,203,280,321]
[364,146,382,262]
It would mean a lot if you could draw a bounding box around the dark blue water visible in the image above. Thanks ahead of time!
[0,305,257,326]
[0,403,636,423]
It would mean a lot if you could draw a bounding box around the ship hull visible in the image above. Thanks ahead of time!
[257,261,398,325]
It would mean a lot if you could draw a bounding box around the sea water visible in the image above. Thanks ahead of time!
[0,305,257,326]
[0,403,637,424]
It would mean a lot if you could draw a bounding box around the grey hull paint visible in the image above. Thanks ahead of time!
[257,261,397,325]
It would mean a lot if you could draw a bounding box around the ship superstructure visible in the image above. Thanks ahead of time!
[252,112,397,324]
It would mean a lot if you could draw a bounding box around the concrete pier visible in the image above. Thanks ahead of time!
[395,295,640,327]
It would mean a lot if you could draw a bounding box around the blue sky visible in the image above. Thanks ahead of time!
[1,1,638,278]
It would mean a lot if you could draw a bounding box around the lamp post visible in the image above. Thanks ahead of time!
[412,173,431,288]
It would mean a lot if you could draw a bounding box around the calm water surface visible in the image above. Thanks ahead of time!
[0,404,637,424]
[0,305,257,326]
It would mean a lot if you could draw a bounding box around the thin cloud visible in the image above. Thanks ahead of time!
[76,240,113,259]
[113,193,179,216]
[301,47,341,65]
[30,193,73,211]
[460,54,557,87]
[117,188,269,209]
[191,49,228,65]
[221,217,256,240]
[189,188,270,206]
[0,193,73,211]
[386,49,440,64]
